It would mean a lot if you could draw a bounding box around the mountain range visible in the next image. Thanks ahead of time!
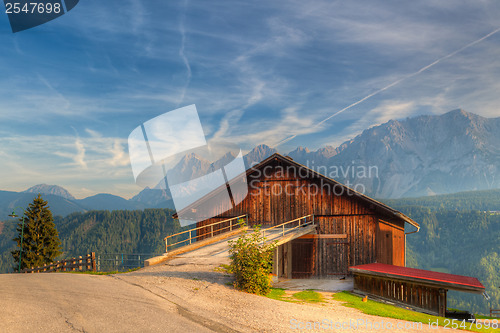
[0,185,173,220]
[2,109,499,218]
[168,109,499,198]
[287,109,500,198]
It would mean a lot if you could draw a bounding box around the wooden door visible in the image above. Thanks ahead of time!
[376,220,393,264]
[324,241,350,276]
[291,239,315,278]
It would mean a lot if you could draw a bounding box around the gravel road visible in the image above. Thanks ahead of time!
[117,259,459,333]
[0,260,467,332]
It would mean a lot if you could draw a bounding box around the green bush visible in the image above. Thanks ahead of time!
[228,225,277,295]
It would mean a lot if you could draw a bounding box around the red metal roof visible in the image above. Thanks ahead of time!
[350,263,484,290]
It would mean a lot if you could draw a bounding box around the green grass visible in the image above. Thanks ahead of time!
[333,291,498,333]
[266,288,288,301]
[292,290,325,303]
[214,264,232,274]
[65,267,141,275]
[476,314,499,320]
[265,288,325,304]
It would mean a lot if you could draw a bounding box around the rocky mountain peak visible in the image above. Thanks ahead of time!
[24,184,75,200]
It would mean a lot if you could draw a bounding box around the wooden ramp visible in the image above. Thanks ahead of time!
[145,216,316,267]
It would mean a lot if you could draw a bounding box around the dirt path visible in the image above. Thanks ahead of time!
[117,260,460,333]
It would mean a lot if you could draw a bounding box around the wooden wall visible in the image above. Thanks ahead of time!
[193,158,406,277]
[354,274,446,317]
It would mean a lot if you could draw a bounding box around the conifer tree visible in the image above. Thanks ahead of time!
[11,194,62,271]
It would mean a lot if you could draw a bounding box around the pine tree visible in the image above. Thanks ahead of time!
[11,194,62,271]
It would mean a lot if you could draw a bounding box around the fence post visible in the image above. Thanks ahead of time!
[211,225,214,238]
[230,219,232,231]
[189,230,192,245]
[165,239,168,253]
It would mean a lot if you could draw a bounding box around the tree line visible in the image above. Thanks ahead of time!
[0,200,184,274]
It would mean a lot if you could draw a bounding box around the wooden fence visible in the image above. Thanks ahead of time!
[20,253,96,273]
[491,308,500,318]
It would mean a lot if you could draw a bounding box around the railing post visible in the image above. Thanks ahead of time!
[282,224,285,236]
[211,225,214,238]
[92,252,96,272]
[230,219,232,231]
[165,238,168,253]
[189,230,192,245]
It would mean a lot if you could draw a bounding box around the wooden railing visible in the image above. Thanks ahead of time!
[21,253,96,273]
[261,214,315,239]
[491,307,500,318]
[164,215,248,252]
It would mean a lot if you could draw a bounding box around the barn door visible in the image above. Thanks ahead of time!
[325,241,350,276]
[291,239,315,278]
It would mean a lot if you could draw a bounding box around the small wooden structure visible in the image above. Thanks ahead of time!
[174,153,420,278]
[350,263,485,317]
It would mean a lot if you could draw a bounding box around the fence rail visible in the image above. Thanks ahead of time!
[491,308,500,318]
[95,253,161,272]
[21,253,96,273]
[261,214,315,239]
[164,215,248,252]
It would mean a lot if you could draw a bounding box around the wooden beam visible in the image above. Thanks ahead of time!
[298,234,347,239]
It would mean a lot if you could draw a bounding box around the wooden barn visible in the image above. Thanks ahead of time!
[174,153,420,278]
[167,152,486,317]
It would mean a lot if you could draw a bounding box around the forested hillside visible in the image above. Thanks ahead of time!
[386,200,500,315]
[0,209,183,274]
[383,189,500,212]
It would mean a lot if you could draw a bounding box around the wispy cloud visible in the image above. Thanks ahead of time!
[2,0,500,197]
[177,0,192,106]
[0,132,133,198]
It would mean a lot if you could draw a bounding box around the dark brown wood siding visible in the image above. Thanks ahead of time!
[377,219,405,267]
[193,158,406,276]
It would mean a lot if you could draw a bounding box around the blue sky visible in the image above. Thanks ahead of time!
[1,0,500,198]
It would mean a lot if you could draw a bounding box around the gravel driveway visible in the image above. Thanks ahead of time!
[117,259,460,333]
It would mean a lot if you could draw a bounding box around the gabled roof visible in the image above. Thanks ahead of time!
[350,263,485,294]
[173,153,419,230]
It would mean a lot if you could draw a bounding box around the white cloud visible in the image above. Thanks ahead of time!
[0,132,134,198]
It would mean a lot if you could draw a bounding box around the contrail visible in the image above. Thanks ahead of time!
[273,26,500,148]
[177,0,191,107]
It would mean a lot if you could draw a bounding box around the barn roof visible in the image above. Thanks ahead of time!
[350,263,485,294]
[173,153,419,229]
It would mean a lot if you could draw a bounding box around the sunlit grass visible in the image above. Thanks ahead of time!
[333,291,497,333]
[292,290,325,303]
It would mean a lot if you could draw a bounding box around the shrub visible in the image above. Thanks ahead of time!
[228,225,277,295]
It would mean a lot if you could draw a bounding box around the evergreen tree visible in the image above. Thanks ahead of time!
[11,194,62,271]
